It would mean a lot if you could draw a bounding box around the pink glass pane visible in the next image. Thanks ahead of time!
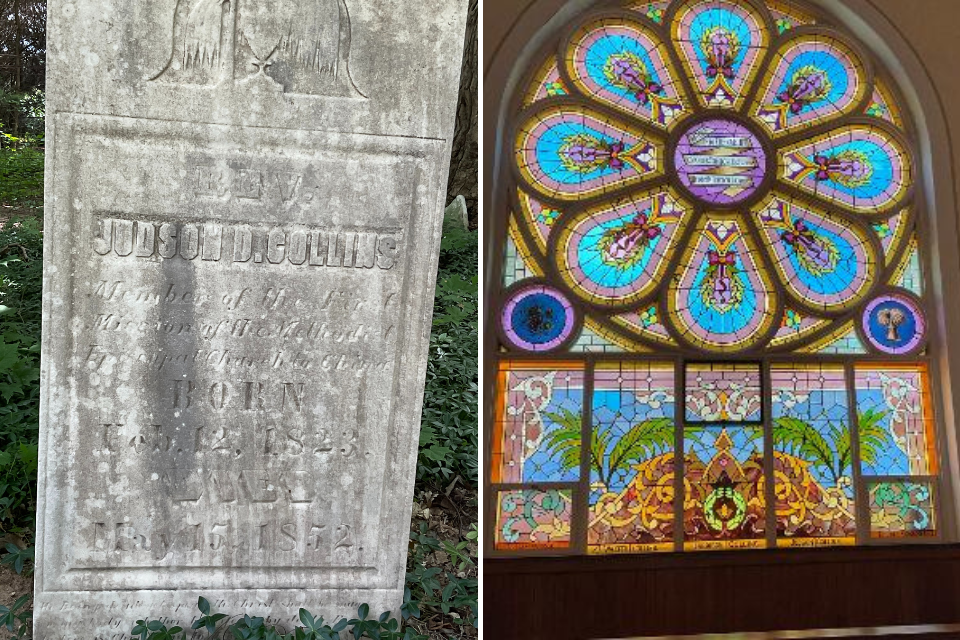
[685,363,762,423]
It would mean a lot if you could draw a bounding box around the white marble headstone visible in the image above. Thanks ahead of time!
[35,1,467,637]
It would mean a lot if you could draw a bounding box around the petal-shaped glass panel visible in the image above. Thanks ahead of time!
[666,214,778,352]
[670,0,771,110]
[874,209,910,267]
[752,31,869,137]
[864,77,903,128]
[516,104,664,202]
[564,15,687,128]
[779,123,911,216]
[555,189,691,307]
[613,305,678,346]
[769,307,830,349]
[523,57,568,107]
[754,195,878,313]
[766,0,816,34]
[517,188,562,251]
[625,1,670,24]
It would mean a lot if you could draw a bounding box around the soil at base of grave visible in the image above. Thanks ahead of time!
[0,565,32,640]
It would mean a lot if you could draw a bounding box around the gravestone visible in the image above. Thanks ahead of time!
[35,1,468,637]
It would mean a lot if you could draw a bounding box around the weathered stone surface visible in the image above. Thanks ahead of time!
[35,1,468,638]
[445,195,469,230]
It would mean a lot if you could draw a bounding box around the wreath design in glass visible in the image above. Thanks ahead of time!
[492,0,940,555]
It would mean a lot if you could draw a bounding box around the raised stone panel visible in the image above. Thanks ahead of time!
[36,1,467,637]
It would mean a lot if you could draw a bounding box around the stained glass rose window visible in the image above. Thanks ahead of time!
[490,0,941,554]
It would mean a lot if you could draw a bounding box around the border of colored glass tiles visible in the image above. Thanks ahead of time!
[494,489,574,551]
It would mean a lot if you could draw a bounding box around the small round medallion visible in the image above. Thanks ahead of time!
[502,285,576,352]
[673,118,768,206]
[863,293,926,355]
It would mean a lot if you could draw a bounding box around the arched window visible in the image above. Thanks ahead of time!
[487,0,942,555]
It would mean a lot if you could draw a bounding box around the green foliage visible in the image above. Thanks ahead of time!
[131,599,427,640]
[296,608,348,640]
[417,209,478,489]
[405,522,477,627]
[441,523,478,573]
[0,147,44,207]
[773,412,891,483]
[0,216,42,536]
[858,408,891,467]
[540,408,582,475]
[0,88,45,143]
[0,96,45,206]
[132,619,185,640]
[774,416,844,482]
[192,597,228,635]
[543,411,674,489]
[605,417,673,486]
[1,542,33,574]
[0,594,31,639]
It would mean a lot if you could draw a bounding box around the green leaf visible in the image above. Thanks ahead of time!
[858,409,892,466]
[773,416,837,477]
[0,341,19,372]
[424,445,453,461]
[417,425,437,447]
[299,609,315,629]
[606,418,673,486]
[541,408,583,476]
[441,582,456,602]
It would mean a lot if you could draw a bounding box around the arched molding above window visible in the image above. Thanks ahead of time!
[484,0,960,554]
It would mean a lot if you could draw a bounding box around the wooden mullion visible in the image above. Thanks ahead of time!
[674,356,685,553]
[845,362,870,545]
[574,360,596,555]
[762,360,777,549]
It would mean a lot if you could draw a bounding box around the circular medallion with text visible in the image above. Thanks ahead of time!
[674,118,768,206]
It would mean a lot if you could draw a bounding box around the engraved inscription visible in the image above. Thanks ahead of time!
[46,117,438,593]
[72,232,393,571]
[92,217,402,270]
[84,517,362,562]
[152,0,364,97]
[191,164,392,208]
